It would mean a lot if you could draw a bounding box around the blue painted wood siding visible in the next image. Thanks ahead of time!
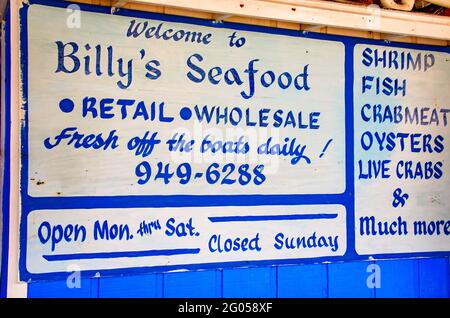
[28,258,449,298]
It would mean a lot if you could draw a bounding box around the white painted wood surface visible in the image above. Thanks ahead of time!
[27,4,346,196]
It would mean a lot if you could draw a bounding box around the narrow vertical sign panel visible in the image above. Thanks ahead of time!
[26,4,345,197]
[17,1,450,281]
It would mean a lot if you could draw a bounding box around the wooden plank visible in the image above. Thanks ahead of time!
[300,24,327,33]
[163,270,222,298]
[121,2,165,13]
[98,274,163,298]
[223,15,277,27]
[416,37,448,47]
[5,0,27,298]
[277,264,327,297]
[379,33,418,43]
[276,21,300,30]
[328,261,375,298]
[419,258,450,298]
[163,7,214,20]
[0,0,7,20]
[71,0,445,45]
[74,0,101,5]
[375,259,419,298]
[223,267,276,298]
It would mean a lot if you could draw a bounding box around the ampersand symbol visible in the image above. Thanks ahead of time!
[392,188,409,208]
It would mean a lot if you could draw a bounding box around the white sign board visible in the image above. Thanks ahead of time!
[17,2,450,281]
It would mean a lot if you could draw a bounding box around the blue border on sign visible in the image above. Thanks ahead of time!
[17,0,450,282]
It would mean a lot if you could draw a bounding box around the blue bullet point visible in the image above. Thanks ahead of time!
[59,98,75,113]
[179,107,192,120]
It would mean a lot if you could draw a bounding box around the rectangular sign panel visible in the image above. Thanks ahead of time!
[16,1,450,281]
